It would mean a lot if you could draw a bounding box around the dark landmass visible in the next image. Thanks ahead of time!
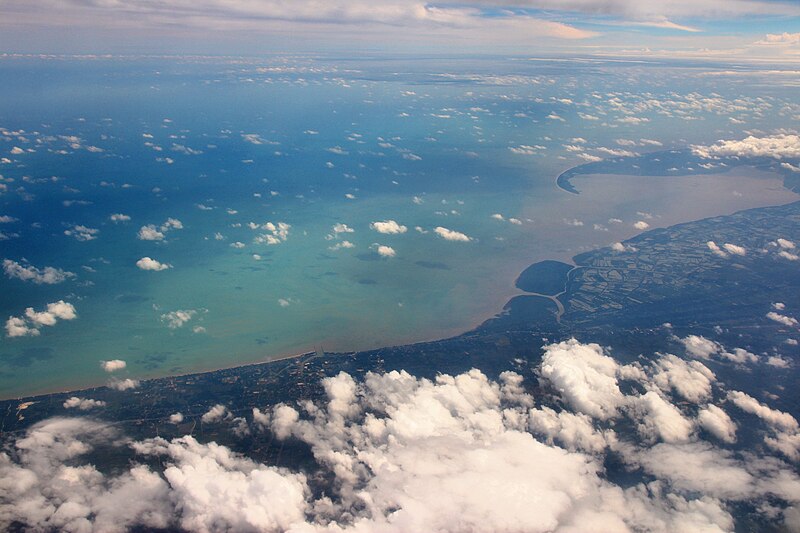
[556,149,800,194]
[515,259,573,295]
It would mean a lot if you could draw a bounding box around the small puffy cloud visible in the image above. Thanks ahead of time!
[5,316,38,338]
[331,222,354,235]
[136,257,171,271]
[776,238,795,250]
[679,335,720,359]
[697,405,737,443]
[108,378,140,391]
[327,223,355,245]
[650,354,715,403]
[5,301,77,338]
[611,242,636,253]
[138,219,183,241]
[692,134,800,160]
[109,213,131,223]
[161,218,183,230]
[38,301,76,322]
[3,259,75,284]
[63,397,107,410]
[722,243,746,256]
[252,221,291,245]
[509,144,545,155]
[577,153,603,162]
[171,143,202,155]
[26,306,65,326]
[252,408,271,431]
[596,147,637,158]
[370,220,407,234]
[629,390,694,444]
[707,241,728,258]
[201,404,230,424]
[169,412,184,424]
[101,359,127,372]
[616,116,649,125]
[766,355,790,368]
[329,240,355,251]
[721,347,759,364]
[375,245,396,258]
[540,339,624,420]
[64,225,99,241]
[137,224,165,241]
[161,309,199,329]
[633,220,650,230]
[727,391,798,432]
[528,406,611,453]
[767,312,798,327]
[434,226,472,242]
[242,133,267,144]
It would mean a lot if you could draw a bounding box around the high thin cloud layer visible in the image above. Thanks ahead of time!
[3,0,596,39]
[2,0,799,59]
[1,338,798,532]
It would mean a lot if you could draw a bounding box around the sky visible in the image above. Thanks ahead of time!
[2,2,800,532]
[1,0,800,58]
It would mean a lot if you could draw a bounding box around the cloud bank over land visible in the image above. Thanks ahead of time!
[1,338,798,532]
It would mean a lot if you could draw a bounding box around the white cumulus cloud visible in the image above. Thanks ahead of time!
[434,226,472,242]
[5,301,77,338]
[370,220,407,234]
[101,359,127,372]
[3,259,75,284]
[136,257,172,271]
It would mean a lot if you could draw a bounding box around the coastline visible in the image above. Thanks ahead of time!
[6,195,800,404]
[6,164,798,402]
[2,271,527,402]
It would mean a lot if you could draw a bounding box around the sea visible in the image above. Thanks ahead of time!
[0,54,796,397]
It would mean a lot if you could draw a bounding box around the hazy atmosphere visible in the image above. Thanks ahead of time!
[1,1,799,532]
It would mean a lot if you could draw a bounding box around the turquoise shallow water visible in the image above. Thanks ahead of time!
[0,55,797,398]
